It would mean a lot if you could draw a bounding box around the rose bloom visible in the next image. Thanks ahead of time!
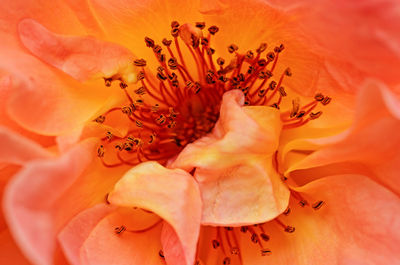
[1,0,400,265]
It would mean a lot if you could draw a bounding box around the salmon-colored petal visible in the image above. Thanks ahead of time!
[0,126,53,164]
[291,0,400,88]
[80,208,164,265]
[18,19,138,83]
[239,174,400,265]
[3,139,98,265]
[108,161,202,265]
[58,203,115,265]
[0,76,55,147]
[0,42,119,135]
[171,90,289,226]
[286,81,400,194]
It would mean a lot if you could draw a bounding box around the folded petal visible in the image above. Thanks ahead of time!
[3,138,107,265]
[58,203,115,265]
[80,207,164,265]
[108,161,202,265]
[171,90,289,226]
[239,174,400,265]
[18,19,138,83]
[286,81,400,194]
[0,126,53,164]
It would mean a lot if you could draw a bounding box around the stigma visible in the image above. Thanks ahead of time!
[95,21,331,168]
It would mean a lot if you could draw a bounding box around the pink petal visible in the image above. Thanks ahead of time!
[80,208,164,265]
[58,204,115,265]
[1,46,115,135]
[108,161,202,265]
[18,19,138,83]
[239,174,400,265]
[3,139,98,265]
[297,0,400,88]
[171,90,289,226]
[286,81,400,194]
[0,76,55,147]
[0,126,53,164]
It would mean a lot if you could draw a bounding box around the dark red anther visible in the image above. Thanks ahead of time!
[284,226,295,233]
[212,239,220,249]
[104,77,112,87]
[266,52,275,61]
[201,37,209,46]
[314,93,324,101]
[256,43,267,53]
[321,96,331,105]
[144,37,155,48]
[261,248,272,256]
[171,21,180,28]
[206,47,215,55]
[208,25,219,35]
[274,44,285,53]
[195,22,206,29]
[251,233,259,244]
[162,38,172,46]
[228,44,239,53]
[312,200,325,210]
[246,50,254,60]
[269,81,277,90]
[260,233,270,241]
[171,27,179,37]
[223,257,231,265]
[283,207,291,215]
[257,59,267,67]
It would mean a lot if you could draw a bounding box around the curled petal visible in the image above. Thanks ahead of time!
[18,19,138,83]
[285,81,400,195]
[0,126,53,164]
[3,139,97,265]
[108,161,202,265]
[79,208,164,265]
[58,204,115,265]
[172,90,289,226]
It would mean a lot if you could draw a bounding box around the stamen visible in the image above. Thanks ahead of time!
[312,200,325,210]
[275,219,295,233]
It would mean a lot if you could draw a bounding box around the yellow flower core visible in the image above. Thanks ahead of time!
[98,21,330,263]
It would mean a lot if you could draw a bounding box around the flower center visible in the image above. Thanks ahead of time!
[95,21,331,168]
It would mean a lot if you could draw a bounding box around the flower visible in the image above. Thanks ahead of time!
[1,0,400,265]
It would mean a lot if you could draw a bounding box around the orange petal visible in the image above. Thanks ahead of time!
[1,45,117,135]
[201,0,326,96]
[171,90,289,225]
[0,229,31,265]
[3,139,98,265]
[108,161,202,265]
[0,126,53,164]
[58,204,115,265]
[18,19,138,83]
[80,208,164,265]
[239,174,400,265]
[286,81,400,195]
